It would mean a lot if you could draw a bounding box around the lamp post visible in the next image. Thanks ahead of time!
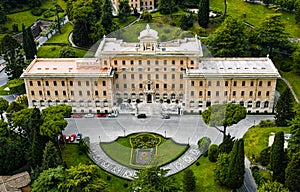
[164,130,166,138]
[123,129,126,137]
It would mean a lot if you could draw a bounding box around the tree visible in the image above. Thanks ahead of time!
[270,131,286,184]
[0,3,7,24]
[28,0,42,8]
[258,181,290,192]
[208,144,219,162]
[208,17,249,57]
[202,103,246,140]
[288,109,300,154]
[59,46,76,58]
[292,46,300,75]
[253,14,289,56]
[275,88,294,127]
[198,136,211,153]
[73,20,92,47]
[285,152,300,192]
[15,94,28,108]
[295,0,300,23]
[22,24,37,60]
[158,0,178,16]
[183,169,196,192]
[119,0,131,22]
[58,164,108,191]
[0,97,9,120]
[198,0,209,28]
[214,153,230,185]
[180,13,195,30]
[42,141,61,170]
[101,0,114,32]
[31,166,65,192]
[258,147,271,166]
[226,139,245,190]
[219,134,235,154]
[142,10,152,22]
[132,166,181,192]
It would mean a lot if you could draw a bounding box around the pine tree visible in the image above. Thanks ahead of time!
[183,169,196,192]
[22,24,37,60]
[214,153,230,185]
[42,141,61,170]
[219,134,235,154]
[101,0,114,32]
[285,152,300,192]
[270,131,286,184]
[226,139,245,190]
[198,0,209,28]
[275,88,294,127]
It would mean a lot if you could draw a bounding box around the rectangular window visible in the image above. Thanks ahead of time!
[164,84,167,89]
[156,74,159,79]
[242,81,245,86]
[249,91,253,96]
[131,84,135,89]
[258,91,261,96]
[147,60,150,65]
[124,84,127,89]
[123,74,126,79]
[94,81,98,86]
[199,91,203,96]
[191,81,194,86]
[45,81,49,86]
[266,91,270,96]
[47,91,50,96]
[139,60,142,65]
[191,60,194,65]
[116,84,119,89]
[191,91,194,96]
[250,81,254,86]
[233,91,236,96]
[139,74,143,79]
[259,81,263,86]
[31,90,34,95]
[86,81,89,86]
[268,81,271,86]
[114,60,118,65]
[79,91,82,96]
[39,91,42,96]
[104,60,107,65]
[53,81,57,86]
[78,81,81,86]
[87,91,90,96]
[95,91,99,96]
[180,84,183,89]
[70,81,73,86]
[216,81,220,86]
[131,74,134,79]
[225,81,228,86]
[37,81,41,86]
[224,91,228,96]
[155,60,159,65]
[130,60,134,65]
[180,74,183,79]
[62,81,65,86]
[172,84,175,89]
[103,91,107,96]
[172,60,175,65]
[122,60,126,65]
[207,91,211,96]
[233,81,237,86]
[29,81,33,86]
[172,74,175,79]
[55,91,58,96]
[63,91,66,96]
[208,81,211,86]
[163,60,167,65]
[200,81,203,86]
[102,81,106,86]
[164,74,167,80]
[180,60,184,65]
[216,91,219,96]
[156,84,159,89]
[147,74,151,79]
[71,91,74,96]
[241,91,245,96]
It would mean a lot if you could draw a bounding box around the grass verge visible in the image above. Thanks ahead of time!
[37,45,87,58]
[243,126,290,163]
[45,22,73,44]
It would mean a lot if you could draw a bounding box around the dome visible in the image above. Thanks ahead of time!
[138,24,158,41]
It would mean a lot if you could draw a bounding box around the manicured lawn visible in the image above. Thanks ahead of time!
[114,16,140,28]
[174,156,230,192]
[62,144,131,192]
[281,71,300,99]
[210,0,300,37]
[37,45,87,58]
[46,22,73,44]
[101,134,188,169]
[243,126,290,163]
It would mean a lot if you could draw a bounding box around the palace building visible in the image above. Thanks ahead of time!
[112,0,156,11]
[22,24,281,114]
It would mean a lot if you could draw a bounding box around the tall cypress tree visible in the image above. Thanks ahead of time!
[270,131,286,184]
[275,88,294,126]
[22,24,37,60]
[285,152,300,192]
[101,0,114,32]
[226,139,245,190]
[198,0,209,28]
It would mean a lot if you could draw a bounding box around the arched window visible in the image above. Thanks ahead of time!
[179,93,184,99]
[156,93,160,99]
[171,93,176,99]
[190,100,195,107]
[163,93,168,99]
[247,101,252,108]
[256,101,261,108]
[240,101,244,106]
[264,101,269,108]
[131,93,136,99]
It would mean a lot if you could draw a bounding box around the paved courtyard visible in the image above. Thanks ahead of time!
[64,114,273,181]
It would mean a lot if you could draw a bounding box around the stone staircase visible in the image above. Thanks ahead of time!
[137,103,162,115]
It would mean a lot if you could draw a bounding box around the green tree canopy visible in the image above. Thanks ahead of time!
[270,131,286,184]
[119,0,131,22]
[42,141,61,170]
[132,166,181,192]
[285,152,300,192]
[275,88,294,127]
[258,181,290,192]
[183,169,196,192]
[198,0,209,28]
[202,103,246,139]
[0,97,9,120]
[292,45,300,75]
[59,46,76,58]
[214,153,230,185]
[208,144,219,162]
[208,17,249,57]
[158,0,178,15]
[22,24,37,60]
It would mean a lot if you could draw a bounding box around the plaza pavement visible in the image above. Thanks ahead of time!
[64,114,273,181]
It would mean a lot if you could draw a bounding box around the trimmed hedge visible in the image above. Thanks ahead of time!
[7,78,25,94]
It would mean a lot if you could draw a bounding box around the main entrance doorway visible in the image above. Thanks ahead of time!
[147,94,152,103]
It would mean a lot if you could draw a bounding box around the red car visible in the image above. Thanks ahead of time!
[97,113,106,117]
[70,134,77,142]
[72,114,83,118]
[59,134,66,143]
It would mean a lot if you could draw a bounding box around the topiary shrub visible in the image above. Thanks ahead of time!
[257,147,271,166]
[208,144,219,162]
[31,8,45,16]
[198,137,211,154]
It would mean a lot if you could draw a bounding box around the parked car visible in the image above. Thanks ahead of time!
[70,134,77,142]
[66,135,70,142]
[108,113,118,118]
[59,134,66,143]
[72,114,83,118]
[162,114,170,119]
[137,114,147,118]
[97,113,107,118]
[84,113,94,118]
[76,133,82,141]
